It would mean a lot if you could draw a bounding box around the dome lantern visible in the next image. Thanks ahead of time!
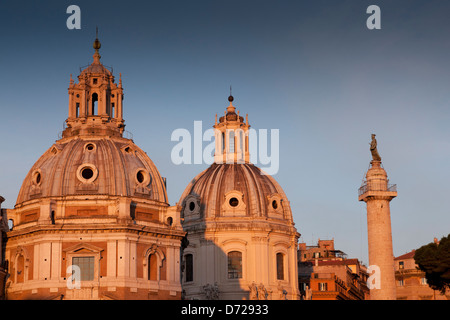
[214,94,250,164]
[65,32,124,139]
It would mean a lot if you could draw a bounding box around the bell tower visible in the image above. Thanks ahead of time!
[64,31,125,138]
[213,93,251,164]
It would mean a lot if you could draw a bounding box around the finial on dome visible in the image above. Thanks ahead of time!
[92,27,102,63]
[228,85,234,102]
[93,26,101,51]
[226,86,236,114]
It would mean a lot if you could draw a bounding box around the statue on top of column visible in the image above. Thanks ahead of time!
[370,134,381,161]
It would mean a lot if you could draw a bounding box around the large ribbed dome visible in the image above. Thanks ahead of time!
[179,163,294,223]
[16,136,167,207]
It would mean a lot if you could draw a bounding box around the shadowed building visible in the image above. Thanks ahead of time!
[0,196,9,300]
[4,36,185,300]
[178,96,300,300]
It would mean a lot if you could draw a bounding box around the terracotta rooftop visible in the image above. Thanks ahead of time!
[394,250,416,260]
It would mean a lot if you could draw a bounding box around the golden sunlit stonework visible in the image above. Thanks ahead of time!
[4,36,185,300]
[1,36,301,300]
[178,95,300,300]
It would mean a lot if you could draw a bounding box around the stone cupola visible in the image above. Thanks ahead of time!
[64,32,124,138]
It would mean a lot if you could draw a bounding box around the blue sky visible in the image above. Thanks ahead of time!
[1,0,450,265]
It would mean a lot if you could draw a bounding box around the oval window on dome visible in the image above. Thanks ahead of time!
[189,201,196,212]
[229,197,239,207]
[272,200,278,209]
[137,171,145,183]
[32,170,42,185]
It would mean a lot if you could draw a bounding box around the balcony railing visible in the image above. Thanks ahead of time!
[358,183,397,196]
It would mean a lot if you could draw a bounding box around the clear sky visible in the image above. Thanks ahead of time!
[1,0,449,266]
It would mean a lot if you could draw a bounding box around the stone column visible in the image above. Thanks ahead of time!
[359,160,397,300]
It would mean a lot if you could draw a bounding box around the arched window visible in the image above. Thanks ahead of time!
[239,130,244,152]
[229,130,235,153]
[91,93,98,115]
[276,253,284,280]
[222,132,225,152]
[148,253,157,281]
[185,254,193,282]
[227,251,242,279]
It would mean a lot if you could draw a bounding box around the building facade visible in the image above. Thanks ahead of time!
[395,248,449,300]
[298,239,369,300]
[178,96,301,300]
[4,37,185,300]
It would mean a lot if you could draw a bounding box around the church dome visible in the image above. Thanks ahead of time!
[16,136,168,207]
[178,96,294,225]
[15,35,167,208]
[179,163,294,223]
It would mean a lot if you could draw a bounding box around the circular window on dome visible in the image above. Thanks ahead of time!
[135,169,151,186]
[84,142,96,152]
[229,197,239,207]
[82,168,94,179]
[76,163,98,184]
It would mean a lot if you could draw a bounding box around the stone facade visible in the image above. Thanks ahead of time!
[395,249,449,300]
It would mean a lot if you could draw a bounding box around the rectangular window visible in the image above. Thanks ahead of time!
[276,253,284,280]
[399,261,404,269]
[185,254,193,282]
[319,282,328,291]
[111,103,115,118]
[398,279,404,286]
[421,277,427,285]
[72,256,94,281]
[76,103,80,117]
[227,251,242,279]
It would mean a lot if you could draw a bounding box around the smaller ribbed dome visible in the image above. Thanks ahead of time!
[179,163,294,223]
[80,62,112,76]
